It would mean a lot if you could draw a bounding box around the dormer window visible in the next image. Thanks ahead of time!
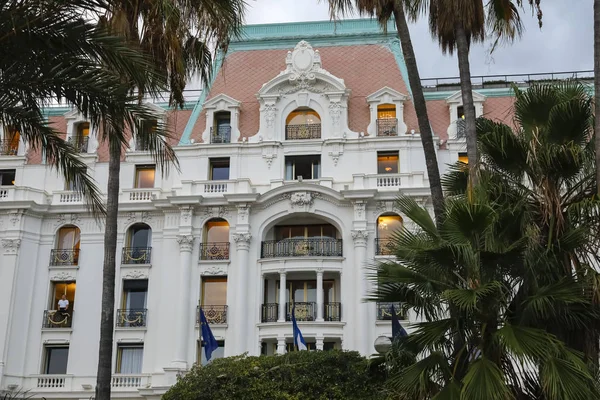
[69,122,89,153]
[446,91,485,139]
[1,126,20,156]
[136,119,158,151]
[285,108,321,140]
[376,104,398,137]
[212,112,231,144]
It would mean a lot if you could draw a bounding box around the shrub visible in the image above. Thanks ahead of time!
[163,350,388,400]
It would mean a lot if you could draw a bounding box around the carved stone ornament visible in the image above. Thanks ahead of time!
[2,238,21,254]
[263,103,277,128]
[329,101,343,126]
[290,192,314,206]
[141,212,153,223]
[51,271,76,281]
[354,202,366,220]
[123,270,148,280]
[237,206,250,223]
[232,232,252,243]
[285,40,321,87]
[176,235,194,252]
[201,264,228,276]
[10,212,21,227]
[351,230,369,241]
[180,207,193,225]
[203,206,230,221]
[56,214,67,226]
[70,214,81,225]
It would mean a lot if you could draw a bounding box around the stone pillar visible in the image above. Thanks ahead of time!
[316,335,324,351]
[0,239,20,388]
[316,269,324,322]
[171,235,194,369]
[278,271,287,322]
[276,336,286,355]
[233,232,251,354]
[352,230,369,356]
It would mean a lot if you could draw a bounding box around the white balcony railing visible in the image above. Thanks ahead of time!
[351,173,427,190]
[36,375,69,389]
[121,188,162,202]
[52,191,83,204]
[203,181,229,193]
[0,186,47,202]
[180,179,251,197]
[111,374,150,389]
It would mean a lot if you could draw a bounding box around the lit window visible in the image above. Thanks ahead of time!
[0,169,16,185]
[377,215,403,240]
[458,152,468,164]
[202,278,227,306]
[135,165,155,188]
[204,219,229,243]
[286,108,321,125]
[457,106,465,120]
[44,346,69,374]
[285,155,320,180]
[116,345,143,374]
[210,158,230,180]
[57,226,80,251]
[377,104,396,119]
[377,151,399,174]
[77,122,90,137]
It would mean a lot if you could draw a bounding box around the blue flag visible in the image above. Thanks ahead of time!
[391,304,407,339]
[200,307,219,361]
[291,304,307,351]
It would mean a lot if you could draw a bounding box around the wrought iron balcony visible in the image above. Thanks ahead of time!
[261,303,278,323]
[42,310,73,328]
[116,309,147,327]
[285,123,321,140]
[375,239,395,256]
[121,247,152,264]
[376,302,404,320]
[261,238,343,258]
[196,305,228,324]
[68,136,89,153]
[210,125,231,143]
[456,119,466,138]
[286,302,316,321]
[49,249,80,266]
[376,118,398,136]
[199,242,230,260]
[324,302,341,321]
[0,140,18,156]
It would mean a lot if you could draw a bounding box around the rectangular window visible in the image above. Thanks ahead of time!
[64,168,86,191]
[122,279,148,310]
[209,158,230,180]
[457,106,465,120]
[198,340,225,366]
[44,346,69,374]
[0,169,15,185]
[50,281,76,311]
[458,152,468,164]
[377,151,399,174]
[275,224,337,240]
[285,155,320,180]
[201,278,227,306]
[135,165,155,188]
[116,345,143,374]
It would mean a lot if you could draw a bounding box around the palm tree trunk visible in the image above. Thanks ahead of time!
[393,2,444,224]
[595,0,600,196]
[95,139,121,400]
[454,24,479,187]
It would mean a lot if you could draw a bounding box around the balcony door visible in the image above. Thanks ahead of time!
[57,226,80,251]
[122,279,148,310]
[276,280,335,303]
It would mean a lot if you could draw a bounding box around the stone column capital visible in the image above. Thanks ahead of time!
[2,238,21,255]
[233,232,252,250]
[176,235,194,253]
[351,230,369,247]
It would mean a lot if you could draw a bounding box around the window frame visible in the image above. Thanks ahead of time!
[0,169,16,185]
[284,155,321,181]
[115,344,144,374]
[377,151,399,174]
[43,345,69,375]
[134,165,156,189]
[209,158,230,181]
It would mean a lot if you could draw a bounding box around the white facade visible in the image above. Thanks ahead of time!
[0,38,474,399]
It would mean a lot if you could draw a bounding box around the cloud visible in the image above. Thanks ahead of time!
[244,0,592,78]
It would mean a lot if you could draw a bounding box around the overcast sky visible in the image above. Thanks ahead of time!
[242,0,592,79]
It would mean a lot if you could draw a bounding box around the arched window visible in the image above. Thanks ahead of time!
[200,218,230,260]
[376,214,403,255]
[376,104,398,136]
[123,223,152,264]
[285,108,321,140]
[51,225,81,266]
[212,111,231,143]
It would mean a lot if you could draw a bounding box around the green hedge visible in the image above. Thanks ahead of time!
[163,350,388,400]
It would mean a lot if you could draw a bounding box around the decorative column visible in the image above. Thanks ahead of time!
[0,239,20,387]
[171,234,194,369]
[278,271,287,322]
[276,335,286,355]
[316,268,324,322]
[232,232,251,354]
[316,335,324,351]
[352,230,369,356]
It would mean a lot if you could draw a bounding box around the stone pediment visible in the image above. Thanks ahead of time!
[366,86,409,103]
[258,40,348,96]
[445,90,486,104]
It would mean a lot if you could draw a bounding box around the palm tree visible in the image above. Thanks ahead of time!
[326,0,444,223]
[94,2,245,399]
[376,83,600,398]
[0,0,169,214]
[595,0,600,195]
[409,0,543,187]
